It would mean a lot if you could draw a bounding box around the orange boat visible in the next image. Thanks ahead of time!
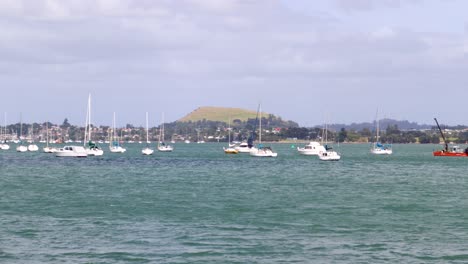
[433,118,468,157]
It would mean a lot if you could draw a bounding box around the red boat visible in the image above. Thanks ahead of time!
[433,118,468,157]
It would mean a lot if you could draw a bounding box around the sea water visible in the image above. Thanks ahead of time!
[1,143,468,263]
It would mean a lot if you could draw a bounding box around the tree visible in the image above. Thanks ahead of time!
[61,118,71,129]
[338,128,347,143]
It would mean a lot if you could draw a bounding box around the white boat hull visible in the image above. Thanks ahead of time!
[109,146,126,153]
[0,144,10,150]
[142,148,154,155]
[370,148,392,155]
[86,148,104,156]
[43,147,57,153]
[16,145,28,152]
[319,151,341,161]
[249,147,278,157]
[28,144,39,152]
[55,146,87,157]
[158,145,173,152]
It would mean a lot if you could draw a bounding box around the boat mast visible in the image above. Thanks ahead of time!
[434,118,448,152]
[259,104,262,144]
[146,112,149,144]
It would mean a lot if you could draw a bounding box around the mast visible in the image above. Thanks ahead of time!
[248,104,260,148]
[259,104,262,144]
[146,112,149,144]
[434,118,448,152]
[84,94,90,146]
[19,113,22,143]
[88,94,92,143]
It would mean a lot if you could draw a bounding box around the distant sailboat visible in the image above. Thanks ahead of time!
[142,112,154,155]
[109,112,126,153]
[249,104,278,157]
[223,116,238,154]
[370,109,392,155]
[318,121,341,161]
[43,122,56,153]
[0,112,10,150]
[16,113,27,152]
[84,94,104,156]
[27,123,39,152]
[158,112,173,152]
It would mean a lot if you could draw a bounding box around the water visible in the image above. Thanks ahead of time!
[2,143,468,263]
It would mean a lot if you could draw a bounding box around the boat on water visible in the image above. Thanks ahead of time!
[16,114,27,152]
[223,117,238,154]
[43,122,57,153]
[318,122,340,161]
[235,141,251,153]
[55,146,88,157]
[433,118,468,157]
[27,124,39,152]
[370,109,392,155]
[297,141,326,156]
[1,113,10,150]
[84,94,104,156]
[142,112,154,155]
[109,112,126,153]
[249,104,278,157]
[158,113,173,152]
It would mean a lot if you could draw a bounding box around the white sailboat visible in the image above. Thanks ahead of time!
[224,117,238,154]
[0,112,10,150]
[370,109,392,155]
[16,114,27,152]
[142,112,154,155]
[27,123,39,152]
[84,94,104,156]
[158,112,173,152]
[318,122,341,161]
[109,112,126,153]
[250,104,278,157]
[43,122,56,153]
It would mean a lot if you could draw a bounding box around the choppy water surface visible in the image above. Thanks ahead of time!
[2,143,468,263]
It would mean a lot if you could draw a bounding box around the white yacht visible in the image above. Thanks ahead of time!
[142,112,154,155]
[249,104,278,157]
[297,141,326,156]
[84,94,104,156]
[158,113,173,152]
[55,146,88,157]
[109,112,126,153]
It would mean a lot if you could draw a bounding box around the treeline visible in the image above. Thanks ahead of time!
[5,118,468,144]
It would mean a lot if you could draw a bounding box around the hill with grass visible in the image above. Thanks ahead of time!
[178,106,266,123]
[177,106,298,128]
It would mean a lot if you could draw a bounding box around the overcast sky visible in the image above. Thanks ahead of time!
[1,0,467,127]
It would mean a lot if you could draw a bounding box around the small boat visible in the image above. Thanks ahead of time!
[319,145,341,161]
[142,112,154,155]
[433,118,468,157]
[109,112,126,153]
[55,146,88,157]
[318,122,340,161]
[0,113,9,150]
[297,141,326,156]
[249,104,278,157]
[235,141,251,153]
[84,94,104,156]
[370,109,392,155]
[27,124,39,152]
[224,117,238,154]
[158,113,173,152]
[16,114,27,152]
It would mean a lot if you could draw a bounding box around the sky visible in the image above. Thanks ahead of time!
[1,0,468,127]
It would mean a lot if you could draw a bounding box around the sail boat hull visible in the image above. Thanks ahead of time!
[370,148,392,155]
[433,150,468,157]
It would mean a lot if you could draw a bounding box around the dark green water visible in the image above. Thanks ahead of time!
[1,143,468,263]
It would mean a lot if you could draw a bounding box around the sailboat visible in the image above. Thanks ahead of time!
[142,112,154,155]
[27,123,39,151]
[223,116,238,154]
[109,112,126,153]
[43,122,56,153]
[249,104,278,157]
[318,121,341,161]
[0,112,10,150]
[84,94,104,156]
[158,112,173,152]
[16,114,27,152]
[370,110,392,155]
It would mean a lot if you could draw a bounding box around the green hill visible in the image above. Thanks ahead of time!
[178,106,266,123]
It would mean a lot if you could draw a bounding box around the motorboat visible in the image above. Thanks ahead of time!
[224,146,239,154]
[297,141,326,156]
[433,118,468,157]
[55,146,88,157]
